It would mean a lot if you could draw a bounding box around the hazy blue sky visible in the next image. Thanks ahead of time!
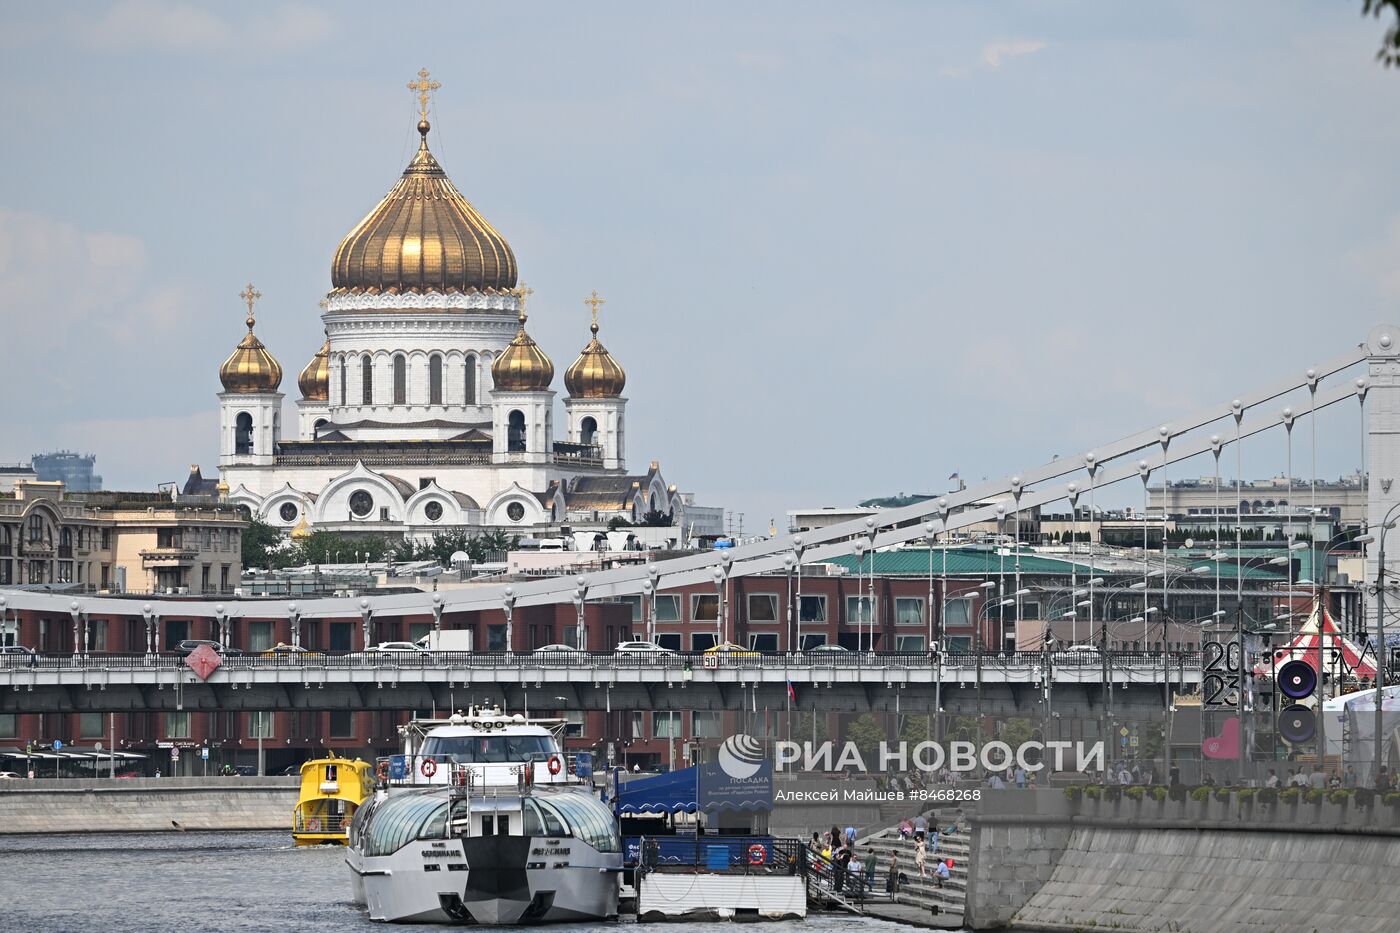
[2,2,1398,528]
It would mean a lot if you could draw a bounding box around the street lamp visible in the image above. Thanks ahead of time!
[1373,507,1400,784]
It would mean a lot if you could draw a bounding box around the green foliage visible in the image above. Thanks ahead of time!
[1083,785,1102,800]
[1304,788,1325,804]
[1104,784,1122,802]
[1237,788,1255,803]
[796,712,830,746]
[241,518,294,570]
[1364,1,1400,67]
[899,715,932,745]
[1256,787,1278,806]
[1327,789,1352,805]
[1213,787,1232,802]
[1189,786,1211,802]
[1278,787,1301,803]
[1064,785,1084,802]
[844,713,886,770]
[1382,791,1400,807]
[998,717,1034,751]
[1150,786,1167,802]
[639,509,674,527]
[608,516,632,530]
[1124,785,1145,801]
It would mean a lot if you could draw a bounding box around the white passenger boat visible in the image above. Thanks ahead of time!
[346,706,621,925]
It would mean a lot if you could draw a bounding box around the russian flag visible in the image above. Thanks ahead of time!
[786,680,796,703]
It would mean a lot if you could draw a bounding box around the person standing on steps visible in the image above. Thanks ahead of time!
[914,836,928,879]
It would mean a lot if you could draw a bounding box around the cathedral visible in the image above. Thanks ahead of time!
[214,73,712,542]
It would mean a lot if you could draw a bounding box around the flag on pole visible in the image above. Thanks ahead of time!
[948,472,959,481]
[786,679,796,703]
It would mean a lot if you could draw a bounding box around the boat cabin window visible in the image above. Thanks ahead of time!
[540,795,620,853]
[523,798,567,837]
[325,764,337,781]
[420,733,559,763]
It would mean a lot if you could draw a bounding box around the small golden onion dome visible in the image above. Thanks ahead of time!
[565,318,626,398]
[220,313,283,393]
[290,514,312,541]
[215,479,230,500]
[492,310,554,391]
[331,120,517,295]
[298,338,330,401]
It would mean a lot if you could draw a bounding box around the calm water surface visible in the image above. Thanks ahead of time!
[0,832,931,932]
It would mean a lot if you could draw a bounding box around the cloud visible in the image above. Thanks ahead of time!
[69,0,333,53]
[981,38,1048,69]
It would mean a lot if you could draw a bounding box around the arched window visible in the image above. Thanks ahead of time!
[429,355,443,405]
[361,356,373,405]
[465,354,477,405]
[508,410,527,452]
[313,418,327,438]
[235,411,254,455]
[393,355,407,405]
[580,416,597,446]
[338,356,346,406]
[1239,500,1250,515]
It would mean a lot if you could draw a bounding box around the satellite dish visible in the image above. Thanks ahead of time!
[449,551,470,566]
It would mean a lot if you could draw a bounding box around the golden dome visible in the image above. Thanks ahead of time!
[331,119,517,295]
[565,292,625,398]
[220,284,282,393]
[290,514,312,541]
[298,338,330,401]
[492,291,554,391]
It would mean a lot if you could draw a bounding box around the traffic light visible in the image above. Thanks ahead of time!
[1275,659,1317,747]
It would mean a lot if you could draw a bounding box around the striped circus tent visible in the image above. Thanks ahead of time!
[1253,599,1376,678]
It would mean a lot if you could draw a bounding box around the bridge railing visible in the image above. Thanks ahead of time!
[0,650,1201,673]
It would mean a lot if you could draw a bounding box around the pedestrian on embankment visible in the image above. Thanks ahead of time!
[914,837,927,879]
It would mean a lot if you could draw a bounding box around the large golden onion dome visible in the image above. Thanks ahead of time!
[297,337,330,401]
[330,118,517,295]
[492,293,554,391]
[220,284,283,394]
[565,291,626,398]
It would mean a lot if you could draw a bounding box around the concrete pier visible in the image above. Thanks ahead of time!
[0,777,298,834]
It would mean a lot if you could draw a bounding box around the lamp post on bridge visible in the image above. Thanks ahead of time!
[429,593,442,640]
[68,600,85,657]
[647,564,660,646]
[574,576,589,651]
[792,535,805,651]
[782,554,796,654]
[1371,502,1400,785]
[288,601,301,649]
[502,587,515,654]
[141,603,158,655]
[358,598,373,651]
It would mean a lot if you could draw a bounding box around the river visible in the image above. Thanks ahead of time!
[0,832,934,932]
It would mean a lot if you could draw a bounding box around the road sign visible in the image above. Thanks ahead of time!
[52,739,63,751]
[1121,737,1129,747]
[171,746,180,760]
[201,747,209,760]
[1130,736,1140,747]
[1119,727,1129,737]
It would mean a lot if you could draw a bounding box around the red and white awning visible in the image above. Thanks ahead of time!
[1253,600,1376,678]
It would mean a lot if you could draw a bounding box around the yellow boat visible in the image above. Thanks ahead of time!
[292,756,376,846]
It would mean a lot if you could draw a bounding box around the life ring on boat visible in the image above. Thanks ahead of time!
[375,761,389,782]
[747,844,766,865]
[306,817,322,833]
[420,756,438,778]
[547,755,563,775]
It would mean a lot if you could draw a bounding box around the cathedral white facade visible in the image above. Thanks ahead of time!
[213,90,710,542]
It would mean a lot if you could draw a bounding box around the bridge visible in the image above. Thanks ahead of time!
[0,650,1198,713]
[1,324,1397,719]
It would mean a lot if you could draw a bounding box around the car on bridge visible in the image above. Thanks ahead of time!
[261,643,316,657]
[364,642,429,655]
[0,646,41,666]
[704,642,759,658]
[174,639,242,657]
[614,640,675,656]
[533,644,586,655]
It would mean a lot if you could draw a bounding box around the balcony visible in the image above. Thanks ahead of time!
[139,546,200,568]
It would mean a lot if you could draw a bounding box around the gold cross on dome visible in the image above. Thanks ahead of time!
[408,68,440,120]
[584,289,606,329]
[239,282,262,326]
[514,283,534,323]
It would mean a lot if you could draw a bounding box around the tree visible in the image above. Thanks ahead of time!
[844,713,885,771]
[1365,1,1400,66]
[998,717,1034,751]
[640,509,674,527]
[241,518,294,570]
[608,516,632,531]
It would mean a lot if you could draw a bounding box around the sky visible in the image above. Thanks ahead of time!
[1,1,1399,530]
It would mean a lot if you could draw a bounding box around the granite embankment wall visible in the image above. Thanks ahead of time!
[965,789,1400,932]
[0,777,298,833]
